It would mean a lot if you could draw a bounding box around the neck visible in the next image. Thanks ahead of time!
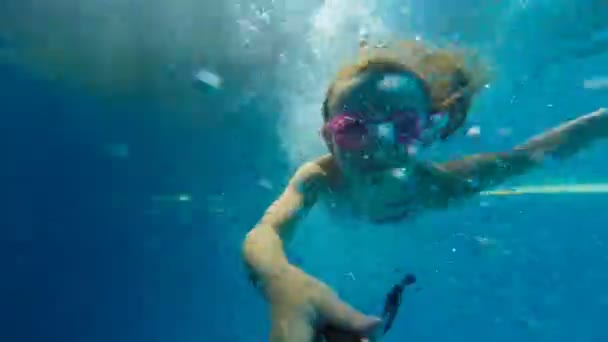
[338,157,423,184]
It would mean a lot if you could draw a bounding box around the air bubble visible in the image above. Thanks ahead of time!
[104,143,129,159]
[466,125,481,137]
[257,178,274,190]
[407,145,418,156]
[497,127,512,137]
[390,167,408,180]
[584,77,608,89]
[359,27,369,40]
[194,68,222,89]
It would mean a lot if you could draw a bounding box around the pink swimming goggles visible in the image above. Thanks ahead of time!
[321,109,449,151]
[321,70,453,151]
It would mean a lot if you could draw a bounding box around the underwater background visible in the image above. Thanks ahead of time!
[2,0,608,341]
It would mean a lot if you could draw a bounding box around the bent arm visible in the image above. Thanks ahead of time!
[432,108,608,200]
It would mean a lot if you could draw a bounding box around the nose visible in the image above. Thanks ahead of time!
[375,122,396,144]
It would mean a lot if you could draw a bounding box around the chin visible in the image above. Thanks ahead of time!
[352,158,400,172]
[336,148,416,171]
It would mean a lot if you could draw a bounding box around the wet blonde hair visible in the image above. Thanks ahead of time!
[322,40,490,139]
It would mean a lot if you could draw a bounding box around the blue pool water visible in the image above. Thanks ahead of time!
[1,1,608,341]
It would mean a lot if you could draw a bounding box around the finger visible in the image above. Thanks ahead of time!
[271,315,315,342]
[315,290,383,335]
[319,325,364,341]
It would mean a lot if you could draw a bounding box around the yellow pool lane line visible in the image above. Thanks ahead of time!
[481,183,608,196]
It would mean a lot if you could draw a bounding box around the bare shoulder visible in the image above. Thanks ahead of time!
[291,154,337,186]
[308,154,337,175]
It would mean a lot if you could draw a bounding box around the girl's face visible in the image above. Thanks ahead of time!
[322,68,450,172]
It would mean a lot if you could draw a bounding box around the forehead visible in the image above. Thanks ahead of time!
[328,68,431,118]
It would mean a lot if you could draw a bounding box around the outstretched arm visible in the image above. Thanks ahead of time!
[243,160,326,285]
[242,156,380,342]
[426,108,608,202]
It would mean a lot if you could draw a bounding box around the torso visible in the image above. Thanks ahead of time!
[346,168,423,222]
[318,155,432,223]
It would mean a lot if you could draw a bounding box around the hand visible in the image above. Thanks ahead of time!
[267,265,382,341]
[516,107,608,161]
[317,325,380,342]
[588,107,607,118]
[587,107,608,136]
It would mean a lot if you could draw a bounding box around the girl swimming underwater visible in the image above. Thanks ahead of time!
[242,40,608,341]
